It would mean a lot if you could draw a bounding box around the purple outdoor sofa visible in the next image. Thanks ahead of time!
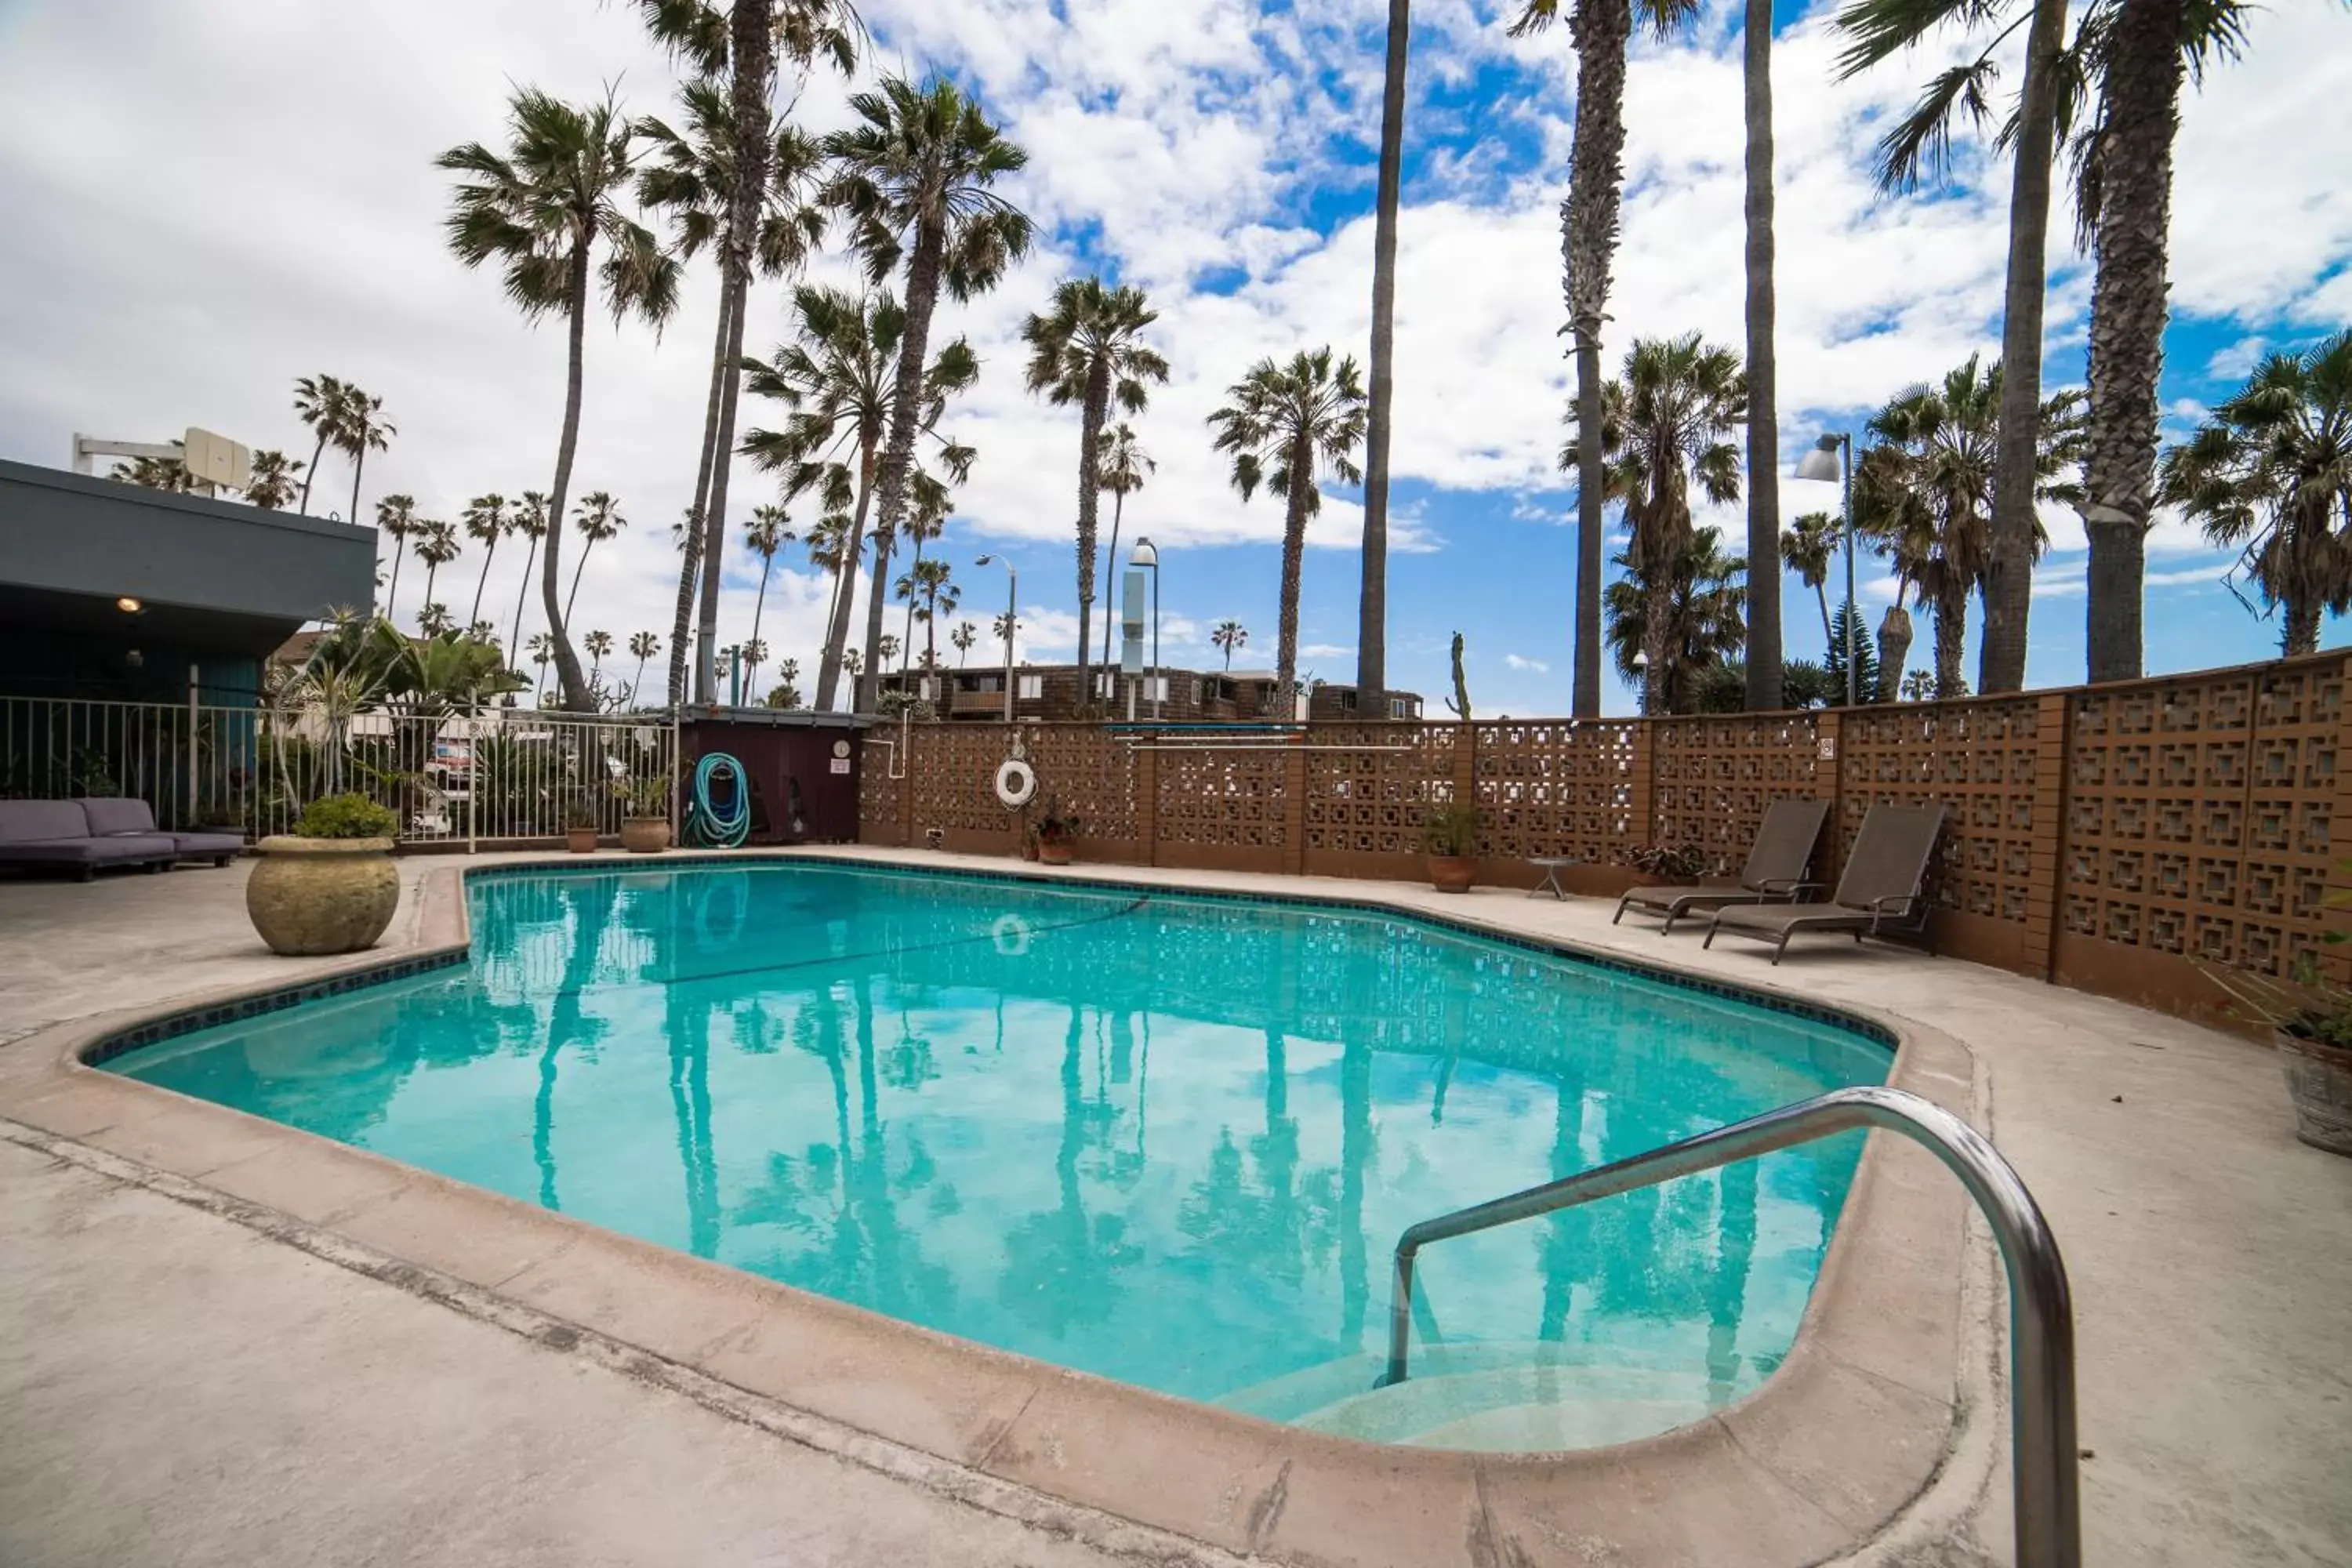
[0,798,244,880]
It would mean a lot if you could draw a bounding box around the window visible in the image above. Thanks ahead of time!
[918,677,936,701]
[1144,676,1169,702]
[1017,674,1044,701]
[1094,672,1116,698]
[1389,695,1415,720]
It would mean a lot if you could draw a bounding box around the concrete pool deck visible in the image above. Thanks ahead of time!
[2,848,2348,1566]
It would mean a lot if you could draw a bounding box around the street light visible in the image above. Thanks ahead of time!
[975,554,1017,722]
[1798,432,1857,706]
[1130,536,1162,720]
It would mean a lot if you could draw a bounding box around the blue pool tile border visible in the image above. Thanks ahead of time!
[86,852,1897,1066]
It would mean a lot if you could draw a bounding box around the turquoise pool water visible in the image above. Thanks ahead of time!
[110,862,1890,1449]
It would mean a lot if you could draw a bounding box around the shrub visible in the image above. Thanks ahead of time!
[1424,803,1480,857]
[295,793,398,840]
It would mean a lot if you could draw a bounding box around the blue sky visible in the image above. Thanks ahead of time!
[1,0,2347,712]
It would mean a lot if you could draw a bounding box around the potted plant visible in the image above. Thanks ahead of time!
[563,799,598,855]
[2204,952,2352,1156]
[245,793,401,956]
[1628,843,1709,885]
[619,775,673,855]
[1425,804,1480,893]
[1033,797,1080,866]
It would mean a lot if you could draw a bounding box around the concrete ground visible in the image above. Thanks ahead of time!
[2,852,2349,1566]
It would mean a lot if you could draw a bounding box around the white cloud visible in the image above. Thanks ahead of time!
[1504,652,1548,672]
[2205,337,2267,379]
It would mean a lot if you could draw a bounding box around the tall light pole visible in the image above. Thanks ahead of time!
[1131,537,1161,720]
[1798,432,1857,706]
[976,554,1016,722]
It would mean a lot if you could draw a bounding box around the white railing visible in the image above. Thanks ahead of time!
[2,693,678,849]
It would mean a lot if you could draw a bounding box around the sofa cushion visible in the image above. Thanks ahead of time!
[169,830,246,857]
[0,800,93,844]
[76,797,161,837]
[0,833,177,863]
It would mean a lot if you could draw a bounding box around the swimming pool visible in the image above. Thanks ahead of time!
[108,861,1891,1450]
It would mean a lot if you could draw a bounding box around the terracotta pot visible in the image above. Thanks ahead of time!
[565,828,598,854]
[1037,840,1074,866]
[245,836,399,956]
[1020,840,1040,862]
[620,816,671,855]
[1428,854,1476,894]
[2278,1029,2352,1156]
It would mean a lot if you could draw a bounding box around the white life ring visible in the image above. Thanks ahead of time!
[994,758,1038,809]
[992,913,1031,956]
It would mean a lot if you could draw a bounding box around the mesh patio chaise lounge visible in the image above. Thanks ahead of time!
[1702,803,1947,964]
[1613,797,1831,934]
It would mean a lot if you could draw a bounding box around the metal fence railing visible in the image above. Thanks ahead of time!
[1,694,678,849]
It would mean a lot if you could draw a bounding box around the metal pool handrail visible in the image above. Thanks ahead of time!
[1379,1084,2078,1568]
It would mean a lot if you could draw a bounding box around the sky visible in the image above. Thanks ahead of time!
[1,0,2347,714]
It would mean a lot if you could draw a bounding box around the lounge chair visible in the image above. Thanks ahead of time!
[1613,797,1831,934]
[0,800,179,880]
[75,797,244,866]
[1703,804,1947,964]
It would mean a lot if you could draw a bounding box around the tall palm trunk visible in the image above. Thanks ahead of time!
[1814,581,1833,644]
[299,432,328,514]
[1360,0,1411,713]
[1740,0,1782,710]
[1977,0,2072,694]
[1876,599,1913,699]
[2080,0,2183,684]
[467,533,501,629]
[384,550,405,626]
[565,538,600,624]
[542,247,593,711]
[508,532,539,662]
[862,223,946,713]
[1639,524,1673,716]
[901,532,924,670]
[1274,432,1313,710]
[748,552,775,690]
[672,290,734,706]
[1566,0,1632,717]
[1099,486,1127,672]
[815,448,873,709]
[694,0,775,706]
[2285,593,2323,658]
[423,560,441,613]
[1073,361,1109,708]
[348,452,367,527]
[632,655,649,698]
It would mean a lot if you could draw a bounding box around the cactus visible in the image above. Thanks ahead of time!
[1443,631,1472,720]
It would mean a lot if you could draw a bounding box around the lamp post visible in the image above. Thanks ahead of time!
[976,554,1016,722]
[1130,536,1162,720]
[1797,432,1857,706]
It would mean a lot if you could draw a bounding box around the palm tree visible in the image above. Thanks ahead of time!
[1508,0,1699,717]
[633,0,858,709]
[292,374,349,514]
[413,519,462,617]
[1095,423,1154,673]
[741,635,770,700]
[951,619,978,666]
[895,477,953,666]
[564,490,627,624]
[1211,619,1248,670]
[821,74,1033,712]
[2159,330,2352,656]
[898,557,958,672]
[506,491,550,667]
[742,284,978,709]
[1207,347,1370,701]
[1740,0,1780,710]
[461,494,509,630]
[374,495,420,622]
[1021,277,1169,706]
[1853,355,2084,695]
[243,449,303,510]
[1834,0,2074,695]
[1362,0,1414,713]
[336,387,395,524]
[842,646,863,680]
[1586,332,1745,713]
[628,630,662,699]
[111,451,191,491]
[584,629,615,692]
[527,631,556,703]
[743,503,794,684]
[417,602,455,637]
[663,506,705,706]
[1780,511,1838,643]
[438,85,681,711]
[991,610,1018,652]
[1603,527,1748,715]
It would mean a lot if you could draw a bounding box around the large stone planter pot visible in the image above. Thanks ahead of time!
[245,837,398,956]
[2278,1029,2352,1156]
[1428,854,1476,894]
[621,816,671,855]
